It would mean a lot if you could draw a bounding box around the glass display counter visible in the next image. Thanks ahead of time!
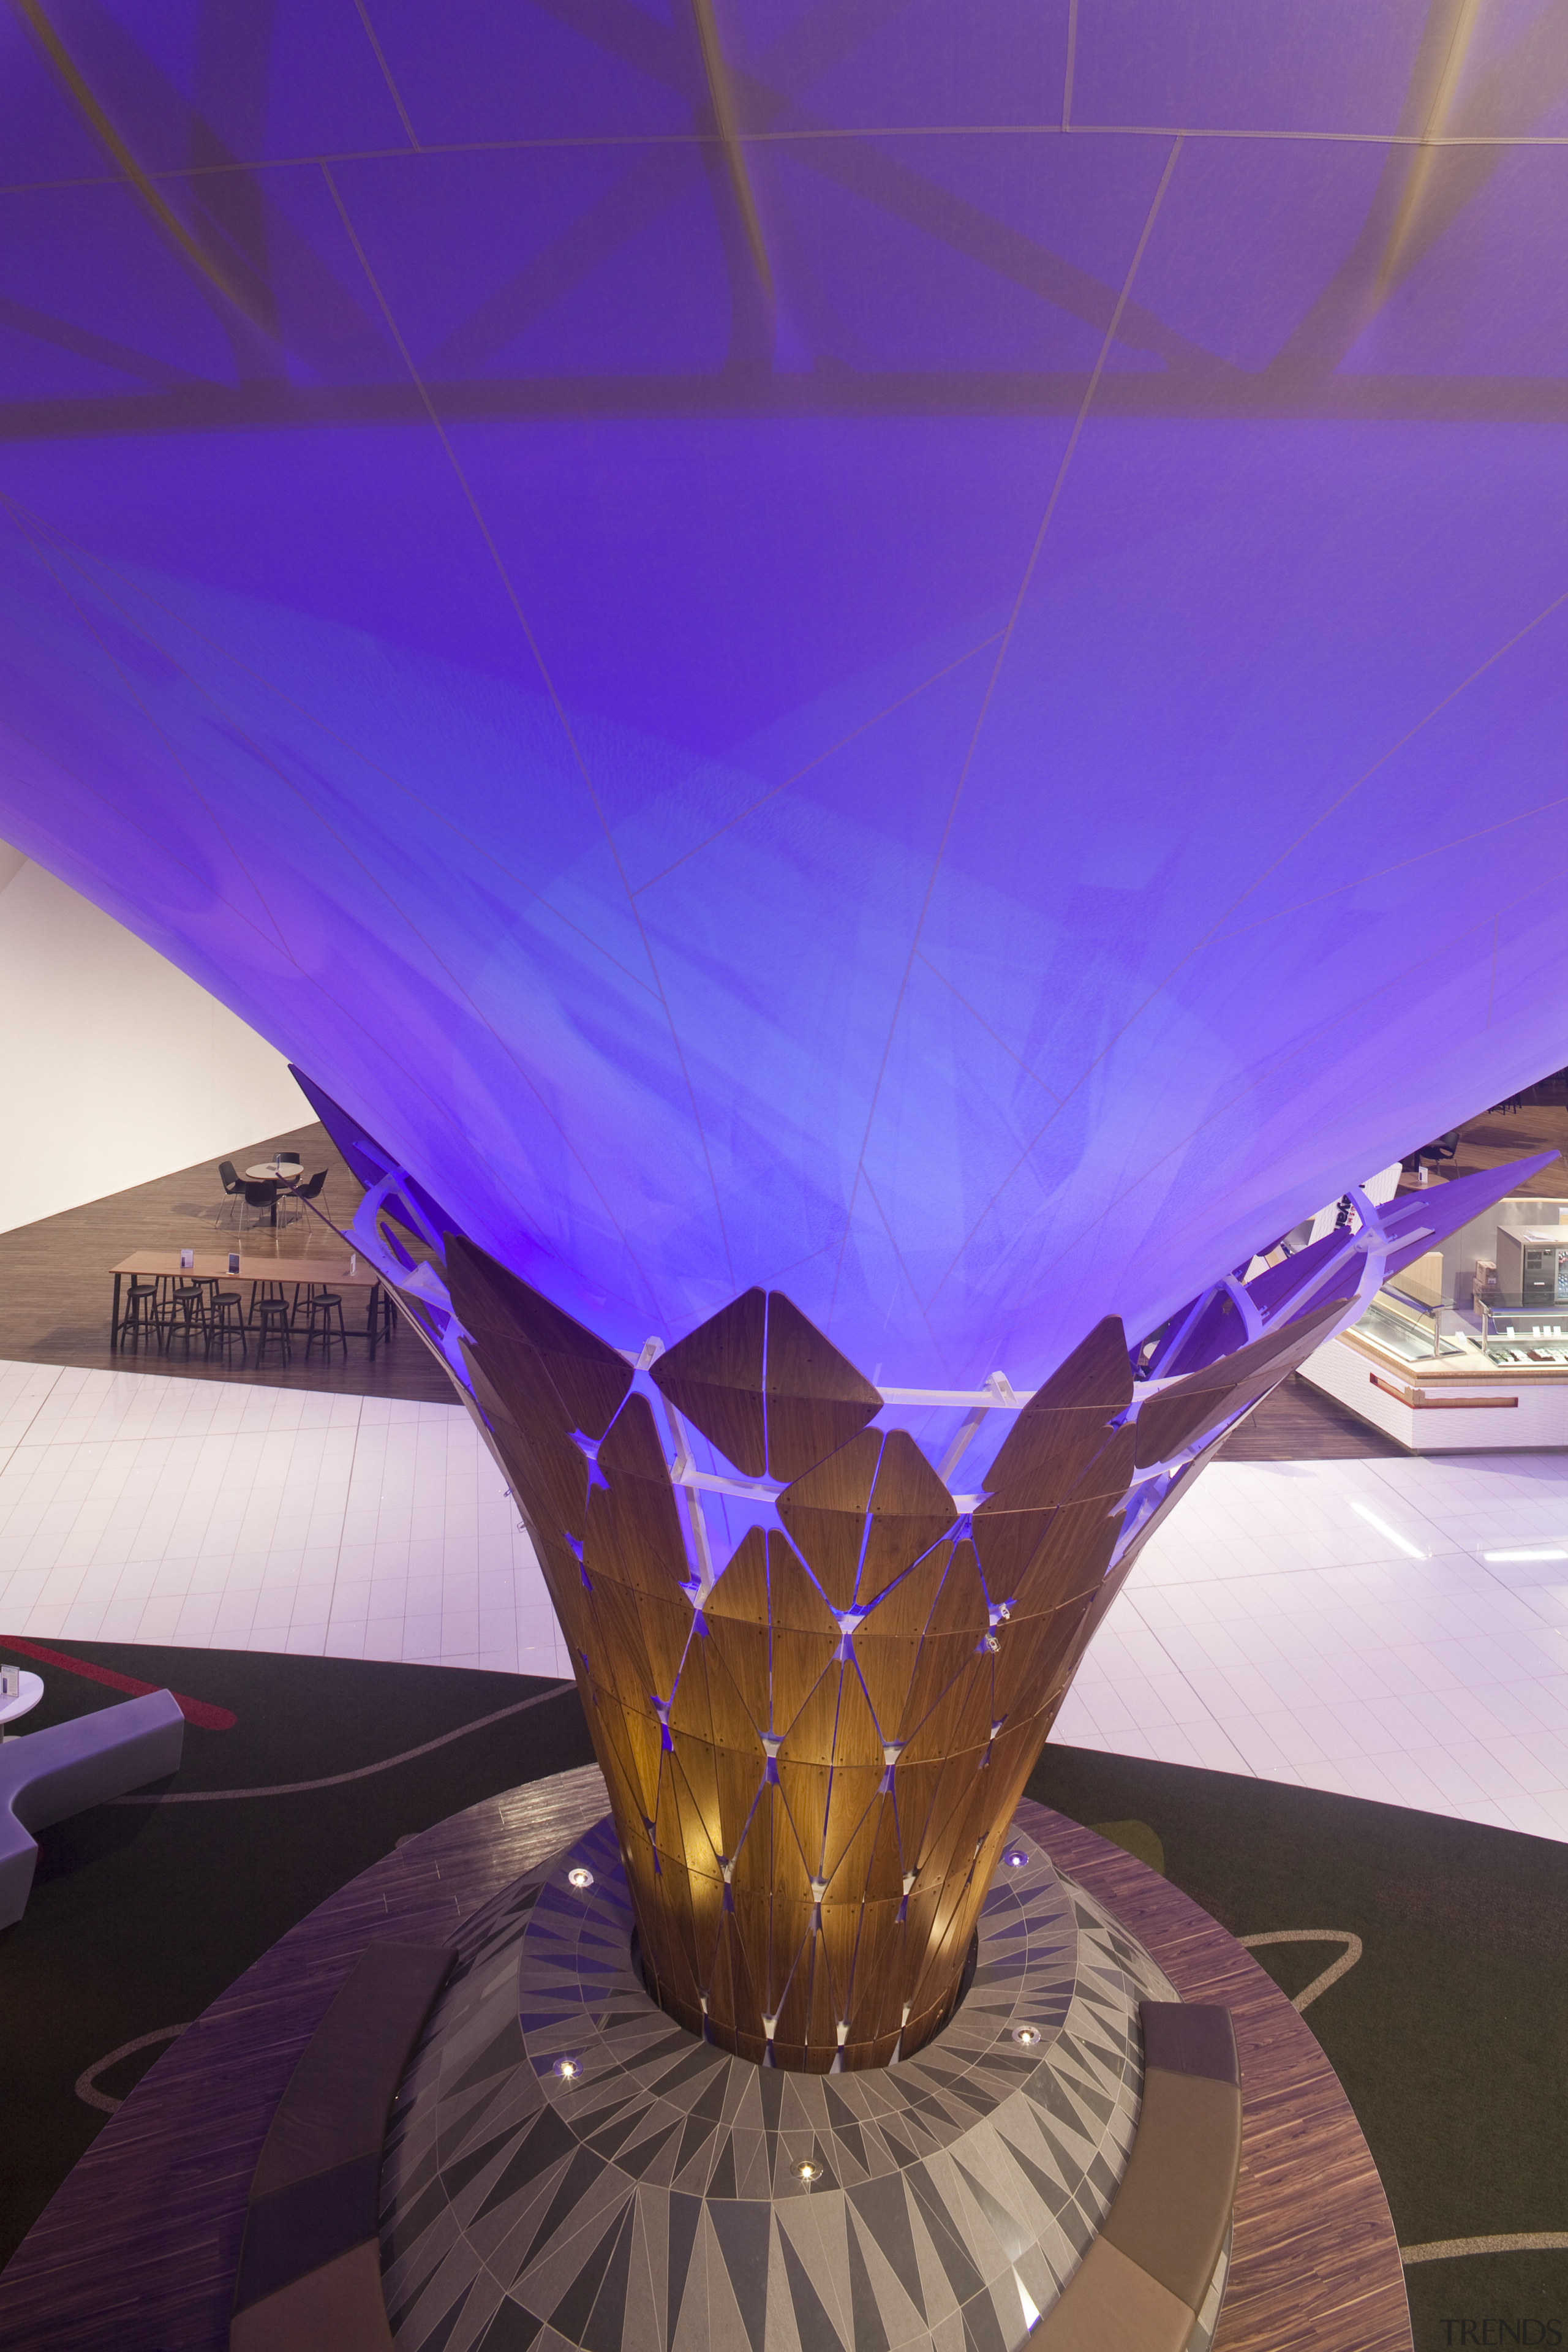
[1302,1281,1568,1450]
[1295,1196,1568,1449]
[1477,1305,1568,1366]
[1354,1287,1475,1366]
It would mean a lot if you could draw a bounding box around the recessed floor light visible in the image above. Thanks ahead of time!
[1482,1547,1568,1563]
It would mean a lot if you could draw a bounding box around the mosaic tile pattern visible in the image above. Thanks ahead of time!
[380,1812,1226,2352]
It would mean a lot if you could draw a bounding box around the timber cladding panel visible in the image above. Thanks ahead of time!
[444,1241,1144,2072]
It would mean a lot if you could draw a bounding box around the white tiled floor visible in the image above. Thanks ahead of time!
[3,1357,1566,1840]
[0,1359,570,1678]
[1055,1452,1568,1842]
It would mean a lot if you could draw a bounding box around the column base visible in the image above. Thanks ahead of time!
[380,1814,1227,2352]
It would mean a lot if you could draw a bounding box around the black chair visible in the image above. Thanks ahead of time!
[1404,1130,1460,1183]
[241,1180,279,1230]
[276,1169,328,1231]
[217,1160,246,1226]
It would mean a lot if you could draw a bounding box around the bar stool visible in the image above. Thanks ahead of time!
[303,1289,347,1362]
[288,1280,323,1329]
[165,1277,211,1348]
[247,1279,288,1328]
[255,1297,293,1364]
[120,1278,164,1349]
[206,1291,247,1358]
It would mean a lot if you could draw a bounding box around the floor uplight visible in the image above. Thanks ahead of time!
[567,1866,594,1888]
[1481,1547,1568,1564]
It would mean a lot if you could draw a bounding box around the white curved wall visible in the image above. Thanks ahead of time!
[0,846,306,1234]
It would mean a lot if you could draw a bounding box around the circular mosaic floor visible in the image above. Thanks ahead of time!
[379,1812,1229,2352]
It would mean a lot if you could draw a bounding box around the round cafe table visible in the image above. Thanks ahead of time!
[0,1670,43,1741]
[244,1163,304,1229]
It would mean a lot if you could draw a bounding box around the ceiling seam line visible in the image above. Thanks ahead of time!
[823,130,1184,1328]
[630,632,1005,895]
[321,158,738,1286]
[1,496,297,961]
[11,507,666,1004]
[918,577,1568,1309]
[941,888,1564,1336]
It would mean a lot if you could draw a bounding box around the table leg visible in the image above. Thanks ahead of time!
[111,1272,121,1352]
[367,1287,379,1357]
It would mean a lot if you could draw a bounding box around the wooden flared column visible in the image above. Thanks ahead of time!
[442,1243,1168,2071]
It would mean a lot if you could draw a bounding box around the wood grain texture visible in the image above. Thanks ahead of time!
[1217,1371,1406,1460]
[1017,1800,1414,2352]
[113,1250,387,1291]
[0,1120,454,1404]
[0,1776,1410,2352]
[1027,1314,1138,1412]
[760,1291,883,1479]
[424,1261,1360,2084]
[1137,1296,1350,1465]
[774,1427,880,1604]
[649,1286,768,1476]
[1409,1092,1568,1200]
[0,1768,614,2352]
[447,1236,632,1439]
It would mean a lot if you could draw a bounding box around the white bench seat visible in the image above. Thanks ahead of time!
[0,1689,186,1927]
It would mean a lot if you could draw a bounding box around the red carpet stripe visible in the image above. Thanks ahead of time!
[0,1637,236,1730]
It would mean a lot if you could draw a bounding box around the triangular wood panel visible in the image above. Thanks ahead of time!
[762,1292,883,1480]
[649,1287,768,1476]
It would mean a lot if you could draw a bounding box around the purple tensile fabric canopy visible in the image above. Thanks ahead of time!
[0,0,1564,1384]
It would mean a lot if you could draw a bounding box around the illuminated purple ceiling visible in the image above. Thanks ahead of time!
[0,0,1564,1382]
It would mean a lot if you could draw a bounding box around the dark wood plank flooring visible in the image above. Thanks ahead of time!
[12,1104,1551,1446]
[1221,1091,1568,1460]
[1404,1093,1568,1201]
[0,1122,453,1406]
[0,1774,1411,2352]
[1219,1373,1404,1460]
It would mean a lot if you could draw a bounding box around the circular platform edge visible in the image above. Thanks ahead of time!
[0,1768,1411,2352]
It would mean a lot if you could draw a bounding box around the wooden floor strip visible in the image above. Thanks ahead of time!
[0,1776,1411,2352]
[1019,1800,1412,2352]
[0,1118,453,1406]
